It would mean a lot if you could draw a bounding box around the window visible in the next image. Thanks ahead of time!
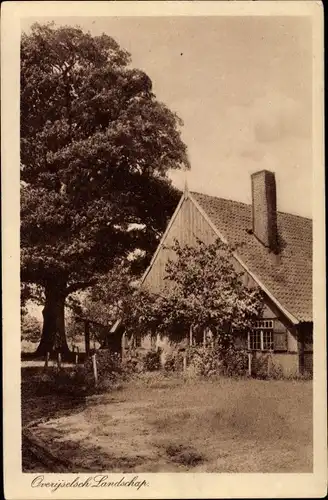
[262,329,274,350]
[254,320,273,329]
[249,321,274,351]
[249,330,262,350]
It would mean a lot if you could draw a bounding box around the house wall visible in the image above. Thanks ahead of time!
[125,324,312,377]
[143,197,217,293]
[137,195,311,377]
[271,353,299,377]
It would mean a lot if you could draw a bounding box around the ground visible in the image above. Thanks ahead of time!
[22,369,312,473]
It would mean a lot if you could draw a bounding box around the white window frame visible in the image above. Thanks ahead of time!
[248,320,274,352]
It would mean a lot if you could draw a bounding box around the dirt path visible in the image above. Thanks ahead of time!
[22,375,313,473]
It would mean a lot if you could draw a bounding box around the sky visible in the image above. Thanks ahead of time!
[21,15,313,218]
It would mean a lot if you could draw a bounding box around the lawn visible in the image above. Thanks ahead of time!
[23,373,312,473]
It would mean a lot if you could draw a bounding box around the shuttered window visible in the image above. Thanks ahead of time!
[273,319,288,351]
[273,332,287,351]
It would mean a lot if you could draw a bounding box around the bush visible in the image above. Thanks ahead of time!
[36,349,128,397]
[123,350,145,374]
[221,347,249,377]
[122,347,162,373]
[84,349,124,380]
[83,349,128,392]
[185,345,249,379]
[187,346,222,378]
[164,350,184,373]
[21,314,42,343]
[143,349,161,371]
[21,339,39,354]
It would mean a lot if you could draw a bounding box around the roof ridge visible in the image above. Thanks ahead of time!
[190,191,312,222]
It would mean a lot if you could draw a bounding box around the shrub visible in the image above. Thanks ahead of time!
[83,349,128,391]
[123,350,145,374]
[185,345,249,379]
[21,339,39,354]
[187,346,222,378]
[221,347,249,377]
[35,349,128,396]
[250,353,282,380]
[21,314,42,343]
[164,350,184,373]
[84,349,124,380]
[143,349,161,371]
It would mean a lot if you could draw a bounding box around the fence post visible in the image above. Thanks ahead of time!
[92,353,98,387]
[183,352,187,372]
[85,320,90,357]
[57,352,62,370]
[189,325,193,347]
[73,346,79,365]
[248,351,252,376]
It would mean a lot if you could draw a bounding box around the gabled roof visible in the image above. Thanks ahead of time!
[190,192,312,323]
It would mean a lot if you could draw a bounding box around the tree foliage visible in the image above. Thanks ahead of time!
[21,314,42,342]
[20,22,189,354]
[121,239,264,344]
[82,261,139,326]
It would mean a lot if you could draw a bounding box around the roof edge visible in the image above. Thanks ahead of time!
[190,191,313,222]
[140,190,187,285]
[189,193,300,325]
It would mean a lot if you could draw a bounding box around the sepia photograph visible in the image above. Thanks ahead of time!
[2,1,326,499]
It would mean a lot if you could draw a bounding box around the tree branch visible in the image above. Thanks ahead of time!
[66,279,97,295]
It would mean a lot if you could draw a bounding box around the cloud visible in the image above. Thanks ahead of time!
[240,149,265,161]
[252,93,310,143]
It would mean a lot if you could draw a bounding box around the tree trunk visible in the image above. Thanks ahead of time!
[35,283,70,358]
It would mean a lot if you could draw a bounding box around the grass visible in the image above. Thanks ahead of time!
[22,372,312,473]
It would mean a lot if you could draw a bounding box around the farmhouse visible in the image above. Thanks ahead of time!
[121,170,313,377]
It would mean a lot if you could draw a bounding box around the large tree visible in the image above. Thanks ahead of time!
[21,23,189,356]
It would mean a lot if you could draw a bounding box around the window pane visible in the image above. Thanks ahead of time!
[263,330,273,350]
[250,331,261,350]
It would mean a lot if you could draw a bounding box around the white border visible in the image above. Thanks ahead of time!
[2,2,326,499]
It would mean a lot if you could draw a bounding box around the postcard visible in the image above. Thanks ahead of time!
[2,1,326,498]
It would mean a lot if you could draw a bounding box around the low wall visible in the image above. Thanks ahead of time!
[271,352,299,377]
[250,351,299,377]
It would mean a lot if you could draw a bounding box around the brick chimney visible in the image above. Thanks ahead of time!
[251,170,278,252]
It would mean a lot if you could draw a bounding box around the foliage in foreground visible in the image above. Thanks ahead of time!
[34,351,127,397]
[186,345,249,378]
[121,239,264,349]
